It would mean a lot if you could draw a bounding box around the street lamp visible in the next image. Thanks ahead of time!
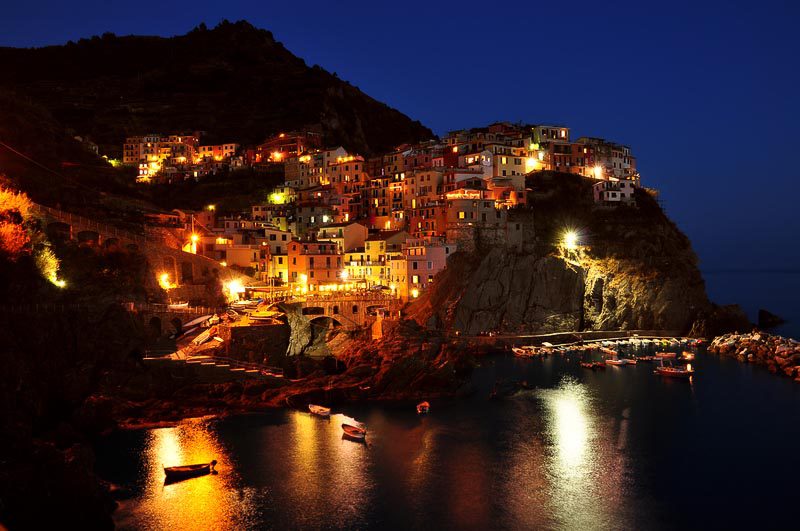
[563,230,579,251]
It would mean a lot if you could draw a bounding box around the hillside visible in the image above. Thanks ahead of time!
[0,20,433,157]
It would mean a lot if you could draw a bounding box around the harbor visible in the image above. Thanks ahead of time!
[95,344,800,530]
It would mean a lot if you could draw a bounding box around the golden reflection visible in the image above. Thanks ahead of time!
[283,411,370,527]
[538,378,628,529]
[118,419,255,530]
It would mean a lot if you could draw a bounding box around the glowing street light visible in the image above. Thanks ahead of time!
[340,269,349,281]
[207,204,216,211]
[593,165,603,180]
[563,230,579,251]
[411,288,420,299]
[190,234,199,243]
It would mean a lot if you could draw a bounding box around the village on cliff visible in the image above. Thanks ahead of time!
[116,122,642,303]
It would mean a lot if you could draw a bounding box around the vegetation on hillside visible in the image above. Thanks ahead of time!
[0,20,433,157]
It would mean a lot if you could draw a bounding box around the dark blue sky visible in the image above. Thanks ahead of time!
[2,0,799,270]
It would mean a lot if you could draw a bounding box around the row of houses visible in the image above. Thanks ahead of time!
[141,122,640,299]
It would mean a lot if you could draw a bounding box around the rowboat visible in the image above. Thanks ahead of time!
[308,404,331,417]
[655,365,695,379]
[512,346,535,358]
[342,423,366,441]
[416,401,430,414]
[164,460,217,482]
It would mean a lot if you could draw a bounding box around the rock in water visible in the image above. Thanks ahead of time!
[758,309,786,329]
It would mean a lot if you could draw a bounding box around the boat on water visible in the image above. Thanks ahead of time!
[680,351,695,361]
[308,404,331,417]
[164,460,217,482]
[655,364,695,379]
[621,358,637,365]
[655,352,677,359]
[580,361,606,370]
[416,401,430,414]
[605,358,627,366]
[342,423,367,441]
[600,347,618,356]
[512,346,536,358]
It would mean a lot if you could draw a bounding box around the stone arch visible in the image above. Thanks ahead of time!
[148,316,162,336]
[76,230,101,246]
[46,221,71,241]
[103,237,121,251]
[309,315,343,328]
[180,260,194,283]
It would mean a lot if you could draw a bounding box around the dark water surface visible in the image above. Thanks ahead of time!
[96,345,800,530]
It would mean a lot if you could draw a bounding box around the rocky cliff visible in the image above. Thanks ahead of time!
[406,172,721,336]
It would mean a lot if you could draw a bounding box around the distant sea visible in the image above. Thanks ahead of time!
[703,270,800,339]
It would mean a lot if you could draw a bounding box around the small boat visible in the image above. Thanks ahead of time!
[512,346,534,357]
[342,423,367,441]
[168,302,189,310]
[600,347,618,356]
[680,351,695,361]
[164,460,217,482]
[580,362,605,370]
[416,401,430,414]
[621,358,637,365]
[655,365,695,379]
[605,358,627,366]
[655,352,677,359]
[308,404,331,417]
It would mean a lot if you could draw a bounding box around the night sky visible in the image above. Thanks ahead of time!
[2,0,798,271]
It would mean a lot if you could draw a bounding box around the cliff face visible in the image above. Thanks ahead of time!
[407,172,713,336]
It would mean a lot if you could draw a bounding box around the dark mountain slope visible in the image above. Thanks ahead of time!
[0,20,432,156]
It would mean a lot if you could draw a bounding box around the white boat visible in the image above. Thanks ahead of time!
[184,314,214,329]
[308,404,331,417]
[605,358,627,366]
[168,302,189,310]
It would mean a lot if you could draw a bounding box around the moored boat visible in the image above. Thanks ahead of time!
[600,347,618,356]
[308,404,331,417]
[621,358,637,365]
[655,352,677,359]
[654,364,695,379]
[416,401,430,414]
[605,358,627,366]
[342,423,367,441]
[164,460,217,482]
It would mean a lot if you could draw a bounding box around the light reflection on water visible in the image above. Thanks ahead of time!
[117,419,258,530]
[96,348,800,530]
[537,378,630,530]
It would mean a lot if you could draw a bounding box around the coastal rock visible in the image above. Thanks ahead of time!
[709,331,800,381]
[758,309,786,329]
